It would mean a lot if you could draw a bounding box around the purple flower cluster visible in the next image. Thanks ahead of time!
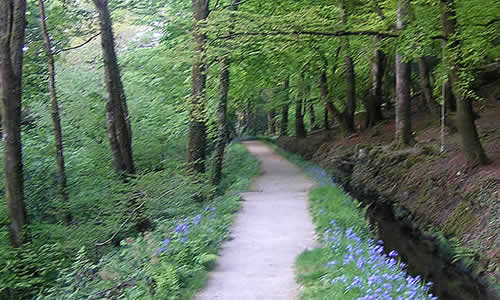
[323,222,438,300]
[154,205,219,255]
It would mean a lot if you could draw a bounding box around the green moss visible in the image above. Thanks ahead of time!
[443,201,476,237]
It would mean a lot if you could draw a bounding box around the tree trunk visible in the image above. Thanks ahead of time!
[39,0,72,225]
[395,0,413,147]
[324,104,329,130]
[418,57,438,114]
[340,0,356,132]
[295,99,306,138]
[366,36,385,128]
[211,0,240,186]
[187,0,210,174]
[267,109,276,135]
[280,79,290,136]
[94,0,135,174]
[440,0,489,165]
[0,0,28,247]
[211,57,229,186]
[308,103,317,130]
[319,70,350,133]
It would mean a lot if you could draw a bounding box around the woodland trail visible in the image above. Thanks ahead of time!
[196,141,317,300]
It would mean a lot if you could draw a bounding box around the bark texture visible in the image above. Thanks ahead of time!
[308,103,317,130]
[418,57,438,114]
[211,59,229,186]
[94,0,135,174]
[39,0,72,225]
[395,0,413,147]
[340,0,356,132]
[365,36,385,128]
[187,0,210,174]
[280,79,290,136]
[211,0,241,186]
[440,0,489,165]
[0,0,28,247]
[295,98,306,138]
[319,70,350,133]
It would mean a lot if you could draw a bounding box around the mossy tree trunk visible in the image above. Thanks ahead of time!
[440,0,489,165]
[94,0,135,174]
[187,0,210,174]
[418,57,438,114]
[395,0,413,147]
[211,0,240,186]
[340,0,356,132]
[0,0,28,247]
[366,36,385,128]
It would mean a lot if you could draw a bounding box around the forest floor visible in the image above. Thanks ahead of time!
[196,141,316,300]
[277,98,500,288]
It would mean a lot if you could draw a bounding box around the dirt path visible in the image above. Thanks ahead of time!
[197,141,316,300]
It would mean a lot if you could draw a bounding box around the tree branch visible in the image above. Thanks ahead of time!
[215,30,398,40]
[55,32,101,54]
[95,201,146,247]
[89,280,136,299]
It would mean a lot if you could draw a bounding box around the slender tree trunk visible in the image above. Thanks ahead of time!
[308,103,317,130]
[211,58,230,186]
[319,70,350,132]
[187,0,210,174]
[267,109,275,135]
[280,79,290,136]
[366,36,385,128]
[94,0,135,174]
[39,0,72,225]
[324,104,329,130]
[395,0,413,147]
[440,0,489,165]
[418,57,438,114]
[340,0,356,132]
[211,0,240,186]
[295,98,306,138]
[0,0,28,247]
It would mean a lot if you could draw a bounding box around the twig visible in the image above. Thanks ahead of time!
[89,279,136,299]
[96,201,146,247]
[55,32,101,54]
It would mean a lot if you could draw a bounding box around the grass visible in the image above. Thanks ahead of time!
[263,142,437,299]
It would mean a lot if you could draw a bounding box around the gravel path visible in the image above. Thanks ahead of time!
[196,141,316,300]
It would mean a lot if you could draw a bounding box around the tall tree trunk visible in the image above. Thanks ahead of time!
[39,0,72,225]
[211,58,230,186]
[440,0,489,165]
[187,0,210,174]
[295,99,306,138]
[308,103,317,130]
[94,0,135,174]
[366,36,385,128]
[340,0,356,132]
[418,57,438,114]
[324,103,330,130]
[395,0,413,147]
[211,0,240,186]
[280,79,290,136]
[0,0,28,247]
[267,109,275,135]
[319,70,350,133]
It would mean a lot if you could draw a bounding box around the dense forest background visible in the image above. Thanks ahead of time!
[0,0,499,298]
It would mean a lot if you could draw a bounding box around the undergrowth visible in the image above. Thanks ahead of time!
[0,143,259,299]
